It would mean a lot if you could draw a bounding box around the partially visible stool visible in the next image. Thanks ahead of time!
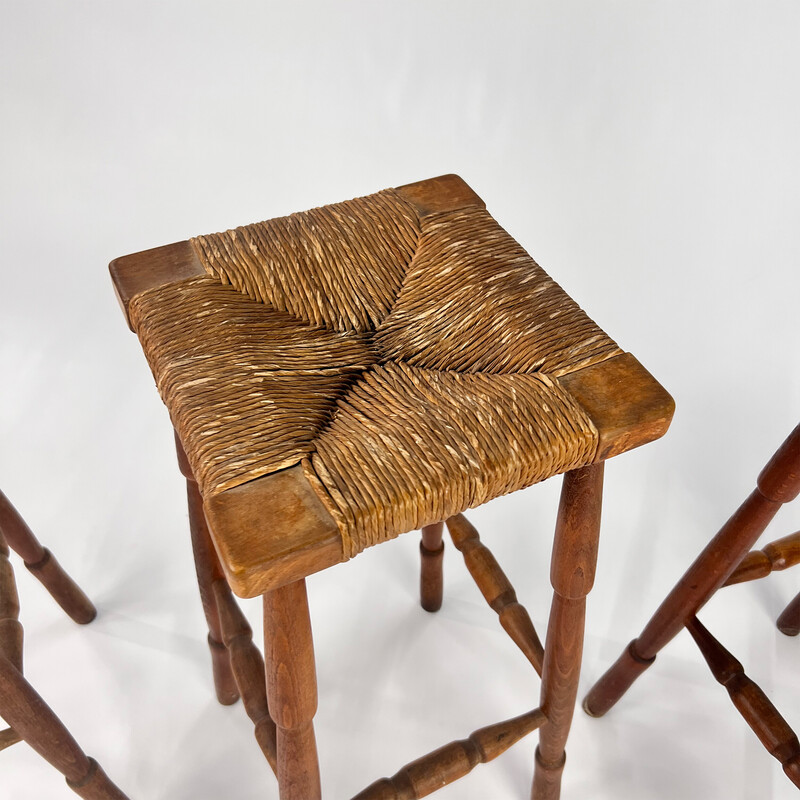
[584,422,800,788]
[110,174,674,799]
[0,488,129,799]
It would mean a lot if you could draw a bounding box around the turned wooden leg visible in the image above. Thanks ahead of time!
[532,463,603,800]
[263,579,321,800]
[777,591,800,636]
[447,514,544,674]
[584,423,800,718]
[420,522,444,612]
[0,489,96,624]
[0,531,24,672]
[212,578,277,771]
[686,616,800,787]
[175,434,239,705]
[0,652,129,799]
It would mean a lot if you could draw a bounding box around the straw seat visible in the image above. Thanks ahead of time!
[110,174,674,800]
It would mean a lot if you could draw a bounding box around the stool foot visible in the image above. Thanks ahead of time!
[25,549,97,625]
[777,591,800,636]
[582,640,655,718]
[420,523,444,612]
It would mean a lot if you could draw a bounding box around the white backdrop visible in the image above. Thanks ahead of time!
[1,2,799,798]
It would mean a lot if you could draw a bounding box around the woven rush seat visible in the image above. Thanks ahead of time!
[112,174,671,598]
[111,174,674,800]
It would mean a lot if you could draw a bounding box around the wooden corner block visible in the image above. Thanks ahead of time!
[108,240,206,330]
[558,353,675,463]
[203,465,343,598]
[395,174,486,217]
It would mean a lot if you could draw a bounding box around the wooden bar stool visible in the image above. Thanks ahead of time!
[584,422,800,788]
[0,488,129,799]
[109,174,674,799]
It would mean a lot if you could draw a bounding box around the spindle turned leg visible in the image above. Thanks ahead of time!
[686,616,800,787]
[532,463,604,800]
[212,578,277,771]
[777,591,800,637]
[0,652,129,799]
[175,434,239,706]
[584,422,800,718]
[420,522,444,612]
[0,489,96,625]
[263,578,321,800]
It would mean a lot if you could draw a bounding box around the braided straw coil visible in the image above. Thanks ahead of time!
[129,183,621,558]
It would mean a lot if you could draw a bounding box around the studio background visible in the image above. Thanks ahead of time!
[1,2,799,798]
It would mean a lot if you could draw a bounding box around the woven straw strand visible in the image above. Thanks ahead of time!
[130,276,375,495]
[375,207,622,376]
[309,362,598,558]
[192,188,421,333]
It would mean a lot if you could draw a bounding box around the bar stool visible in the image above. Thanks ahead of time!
[584,422,800,788]
[0,488,129,799]
[109,174,674,799]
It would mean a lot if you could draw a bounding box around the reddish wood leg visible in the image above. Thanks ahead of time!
[175,434,239,705]
[0,652,129,799]
[532,463,604,800]
[420,522,444,612]
[447,514,544,674]
[686,616,800,787]
[777,591,800,637]
[0,489,95,624]
[584,423,800,717]
[263,579,321,800]
[212,578,277,771]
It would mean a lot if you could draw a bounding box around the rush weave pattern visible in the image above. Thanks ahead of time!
[129,182,622,558]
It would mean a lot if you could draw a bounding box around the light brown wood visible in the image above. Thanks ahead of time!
[352,707,546,799]
[724,530,800,586]
[109,240,205,330]
[205,466,343,598]
[446,514,543,674]
[558,353,675,463]
[686,616,800,787]
[419,522,444,613]
[212,578,277,772]
[395,174,486,217]
[263,579,321,800]
[533,463,604,800]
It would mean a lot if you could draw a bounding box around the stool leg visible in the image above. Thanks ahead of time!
[186,476,240,705]
[0,530,24,671]
[175,432,239,705]
[777,590,800,636]
[0,489,96,625]
[263,579,321,800]
[583,418,800,718]
[0,652,129,799]
[420,522,444,612]
[532,463,603,800]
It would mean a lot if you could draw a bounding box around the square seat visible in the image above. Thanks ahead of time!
[111,174,673,597]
